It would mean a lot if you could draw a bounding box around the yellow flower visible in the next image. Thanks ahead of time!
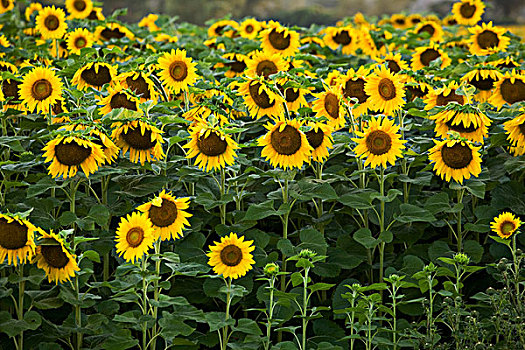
[413,20,444,42]
[245,50,289,79]
[111,120,165,165]
[25,2,43,21]
[491,212,521,239]
[139,13,160,32]
[0,213,38,266]
[35,6,68,40]
[489,70,525,109]
[461,67,503,102]
[215,53,248,78]
[428,139,482,184]
[62,122,120,165]
[260,20,300,57]
[19,66,63,114]
[312,86,346,130]
[468,22,510,55]
[424,81,466,110]
[98,83,140,115]
[66,28,94,55]
[375,53,409,75]
[87,7,104,20]
[305,122,334,163]
[430,108,492,143]
[207,19,239,38]
[338,66,371,117]
[65,0,93,19]
[157,49,199,94]
[364,66,406,116]
[94,23,134,42]
[503,112,525,152]
[452,0,485,26]
[72,62,118,91]
[118,70,159,102]
[390,14,408,29]
[207,233,255,280]
[0,0,14,14]
[324,26,358,55]
[239,18,262,39]
[411,43,451,70]
[237,78,285,120]
[34,231,80,285]
[115,212,156,263]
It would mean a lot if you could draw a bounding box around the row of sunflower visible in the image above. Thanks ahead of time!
[0,0,524,348]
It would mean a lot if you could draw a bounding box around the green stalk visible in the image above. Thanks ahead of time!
[219,167,226,225]
[69,178,83,350]
[74,275,82,350]
[280,178,289,293]
[150,241,161,350]
[141,258,149,350]
[456,189,465,252]
[301,267,310,350]
[264,276,276,350]
[221,278,232,350]
[313,162,324,234]
[101,175,111,282]
[379,167,386,284]
[17,264,25,350]
[511,233,522,312]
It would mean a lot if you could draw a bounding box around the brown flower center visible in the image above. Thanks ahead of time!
[500,221,516,235]
[436,90,465,106]
[126,75,151,99]
[197,131,228,157]
[75,37,87,49]
[395,18,405,25]
[268,28,291,50]
[446,18,458,25]
[366,130,392,155]
[343,78,369,103]
[420,48,440,67]
[417,24,436,37]
[80,65,112,87]
[378,78,396,100]
[500,79,525,105]
[101,27,125,40]
[324,93,340,120]
[306,129,324,149]
[31,79,52,101]
[256,60,278,78]
[2,80,21,101]
[213,25,226,36]
[169,61,188,82]
[73,0,86,11]
[126,227,144,248]
[54,140,92,166]
[519,122,525,136]
[387,60,401,73]
[445,119,479,133]
[441,143,473,169]
[469,76,495,91]
[283,87,300,103]
[87,10,98,20]
[220,244,243,266]
[149,200,177,227]
[109,92,137,111]
[407,86,426,101]
[44,15,60,31]
[226,59,246,73]
[41,245,69,268]
[333,30,352,45]
[0,218,28,250]
[1,0,9,8]
[248,82,274,109]
[121,127,156,150]
[52,101,64,115]
[245,24,254,33]
[271,124,302,155]
[459,3,476,18]
[477,30,499,49]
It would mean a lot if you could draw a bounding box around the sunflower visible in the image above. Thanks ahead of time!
[245,50,288,79]
[468,22,510,55]
[25,2,42,21]
[312,86,346,130]
[136,190,192,241]
[493,56,519,70]
[509,144,525,157]
[118,70,158,102]
[424,81,466,110]
[461,67,503,102]
[66,28,94,55]
[215,53,248,78]
[72,62,118,91]
[390,14,408,29]
[207,232,255,280]
[0,60,17,74]
[338,66,372,117]
[407,14,424,27]
[452,0,485,26]
[442,15,458,26]
[0,0,13,14]
[207,19,238,38]
[491,212,521,239]
[300,36,326,59]
[115,212,156,263]
[325,70,342,87]
[35,6,68,40]
[375,53,409,75]
[0,34,10,48]
[154,33,178,44]
[428,139,482,184]
[138,13,160,32]
[503,112,525,151]
[258,118,313,170]
[98,84,140,115]
[65,0,93,19]
[364,66,406,116]
[278,81,309,113]
[157,49,199,94]
[431,108,492,143]
[413,21,444,42]
[111,120,165,165]
[50,99,70,123]
[1,78,25,112]
[203,38,225,51]
[95,23,135,42]
[411,43,451,70]
[260,20,300,57]
[63,122,120,165]
[19,66,63,114]
[404,75,431,101]
[0,213,38,267]
[239,18,262,39]
[87,7,104,20]
[34,230,80,285]
[352,116,406,168]
[237,78,285,120]
[489,71,525,109]
[305,122,334,163]
[323,26,358,55]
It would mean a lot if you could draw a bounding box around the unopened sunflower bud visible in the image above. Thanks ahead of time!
[263,263,279,276]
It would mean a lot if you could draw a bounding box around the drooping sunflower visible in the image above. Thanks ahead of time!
[404,75,431,101]
[278,81,309,113]
[503,112,525,151]
[98,84,140,115]
[452,0,485,26]
[239,18,262,39]
[237,78,285,120]
[352,116,406,169]
[430,108,492,143]
[1,78,25,112]
[493,56,520,70]
[87,7,104,20]
[66,28,94,55]
[0,60,17,74]
[138,13,160,32]
[323,26,358,55]
[34,230,80,285]
[207,232,255,280]
[50,99,70,123]
[157,49,199,94]
[72,62,118,91]
[0,0,13,14]
[491,212,521,239]
[63,122,120,165]
[42,134,106,179]
[411,43,451,70]
[338,66,371,117]
[0,34,10,48]
[154,33,178,44]
[115,212,156,263]
[65,0,93,19]
[468,22,510,55]
[111,120,165,165]
[300,36,327,59]
[375,53,409,75]
[19,66,63,114]
[260,20,300,57]
[0,213,38,267]
[461,67,503,102]
[364,66,406,116]
[94,23,135,42]
[25,2,43,21]
[184,124,239,172]
[312,86,346,130]
[424,81,466,110]
[413,20,444,42]
[442,15,458,26]
[258,118,313,170]
[489,71,525,109]
[305,122,334,163]
[207,19,239,38]
[428,139,482,184]
[214,53,248,78]
[245,50,288,79]
[118,70,158,102]
[407,14,424,27]
[390,14,408,29]
[137,190,192,241]
[35,6,68,40]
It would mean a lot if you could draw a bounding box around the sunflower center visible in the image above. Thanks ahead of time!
[411,17,422,25]
[54,140,92,166]
[365,130,392,155]
[519,122,525,136]
[270,124,302,156]
[52,101,64,115]
[1,0,8,8]
[169,61,188,82]
[73,0,86,11]
[500,221,516,234]
[306,129,324,149]
[378,78,396,100]
[2,80,21,100]
[0,218,28,250]
[75,37,87,49]
[284,87,300,103]
[395,18,405,25]
[446,18,458,25]
[126,227,144,248]
[220,244,243,267]
[469,76,495,91]
[343,78,369,103]
[324,93,340,120]
[31,79,52,101]
[417,24,435,37]
[268,29,291,50]
[333,30,351,45]
[245,24,254,33]
[101,27,125,40]
[197,131,228,157]
[80,65,112,87]
[256,60,278,78]
[248,82,275,109]
[126,76,151,99]
[387,60,401,73]
[149,200,177,227]
[44,15,60,31]
[420,48,440,67]
[477,30,499,49]
[436,90,465,106]
[445,119,479,133]
[459,3,476,18]
[110,92,137,111]
[122,127,156,150]
[87,10,98,20]
[41,245,69,268]
[441,143,473,169]
[214,25,226,36]
[500,79,525,105]
[226,59,246,73]
[407,86,425,101]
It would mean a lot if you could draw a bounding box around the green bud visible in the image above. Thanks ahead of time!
[298,248,317,259]
[263,263,279,276]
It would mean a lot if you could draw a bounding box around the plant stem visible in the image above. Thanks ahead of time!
[301,267,310,350]
[511,233,522,312]
[101,175,111,281]
[264,276,276,350]
[456,189,465,252]
[141,258,149,350]
[74,275,82,350]
[379,167,386,284]
[221,278,232,350]
[17,264,25,350]
[150,241,161,350]
[219,167,226,225]
[280,178,289,293]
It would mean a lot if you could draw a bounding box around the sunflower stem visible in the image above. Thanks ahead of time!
[219,167,226,225]
[17,264,25,350]
[278,177,290,344]
[150,241,161,350]
[511,233,522,312]
[101,175,111,281]
[379,167,386,285]
[74,274,82,350]
[264,275,276,350]
[221,278,232,350]
[141,257,149,350]
[456,188,465,252]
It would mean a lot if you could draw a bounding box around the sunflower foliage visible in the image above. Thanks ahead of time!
[1,0,525,349]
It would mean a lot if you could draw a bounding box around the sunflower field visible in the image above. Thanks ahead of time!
[1,0,525,349]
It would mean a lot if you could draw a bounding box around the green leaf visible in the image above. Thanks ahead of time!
[338,191,373,209]
[378,231,393,244]
[88,204,110,223]
[205,312,235,332]
[464,240,483,263]
[353,228,378,249]
[308,283,336,293]
[158,311,195,340]
[243,200,279,221]
[291,272,303,287]
[465,180,486,199]
[298,228,327,256]
[232,318,263,335]
[396,204,436,223]
[424,192,450,214]
[82,250,101,263]
[58,211,77,226]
